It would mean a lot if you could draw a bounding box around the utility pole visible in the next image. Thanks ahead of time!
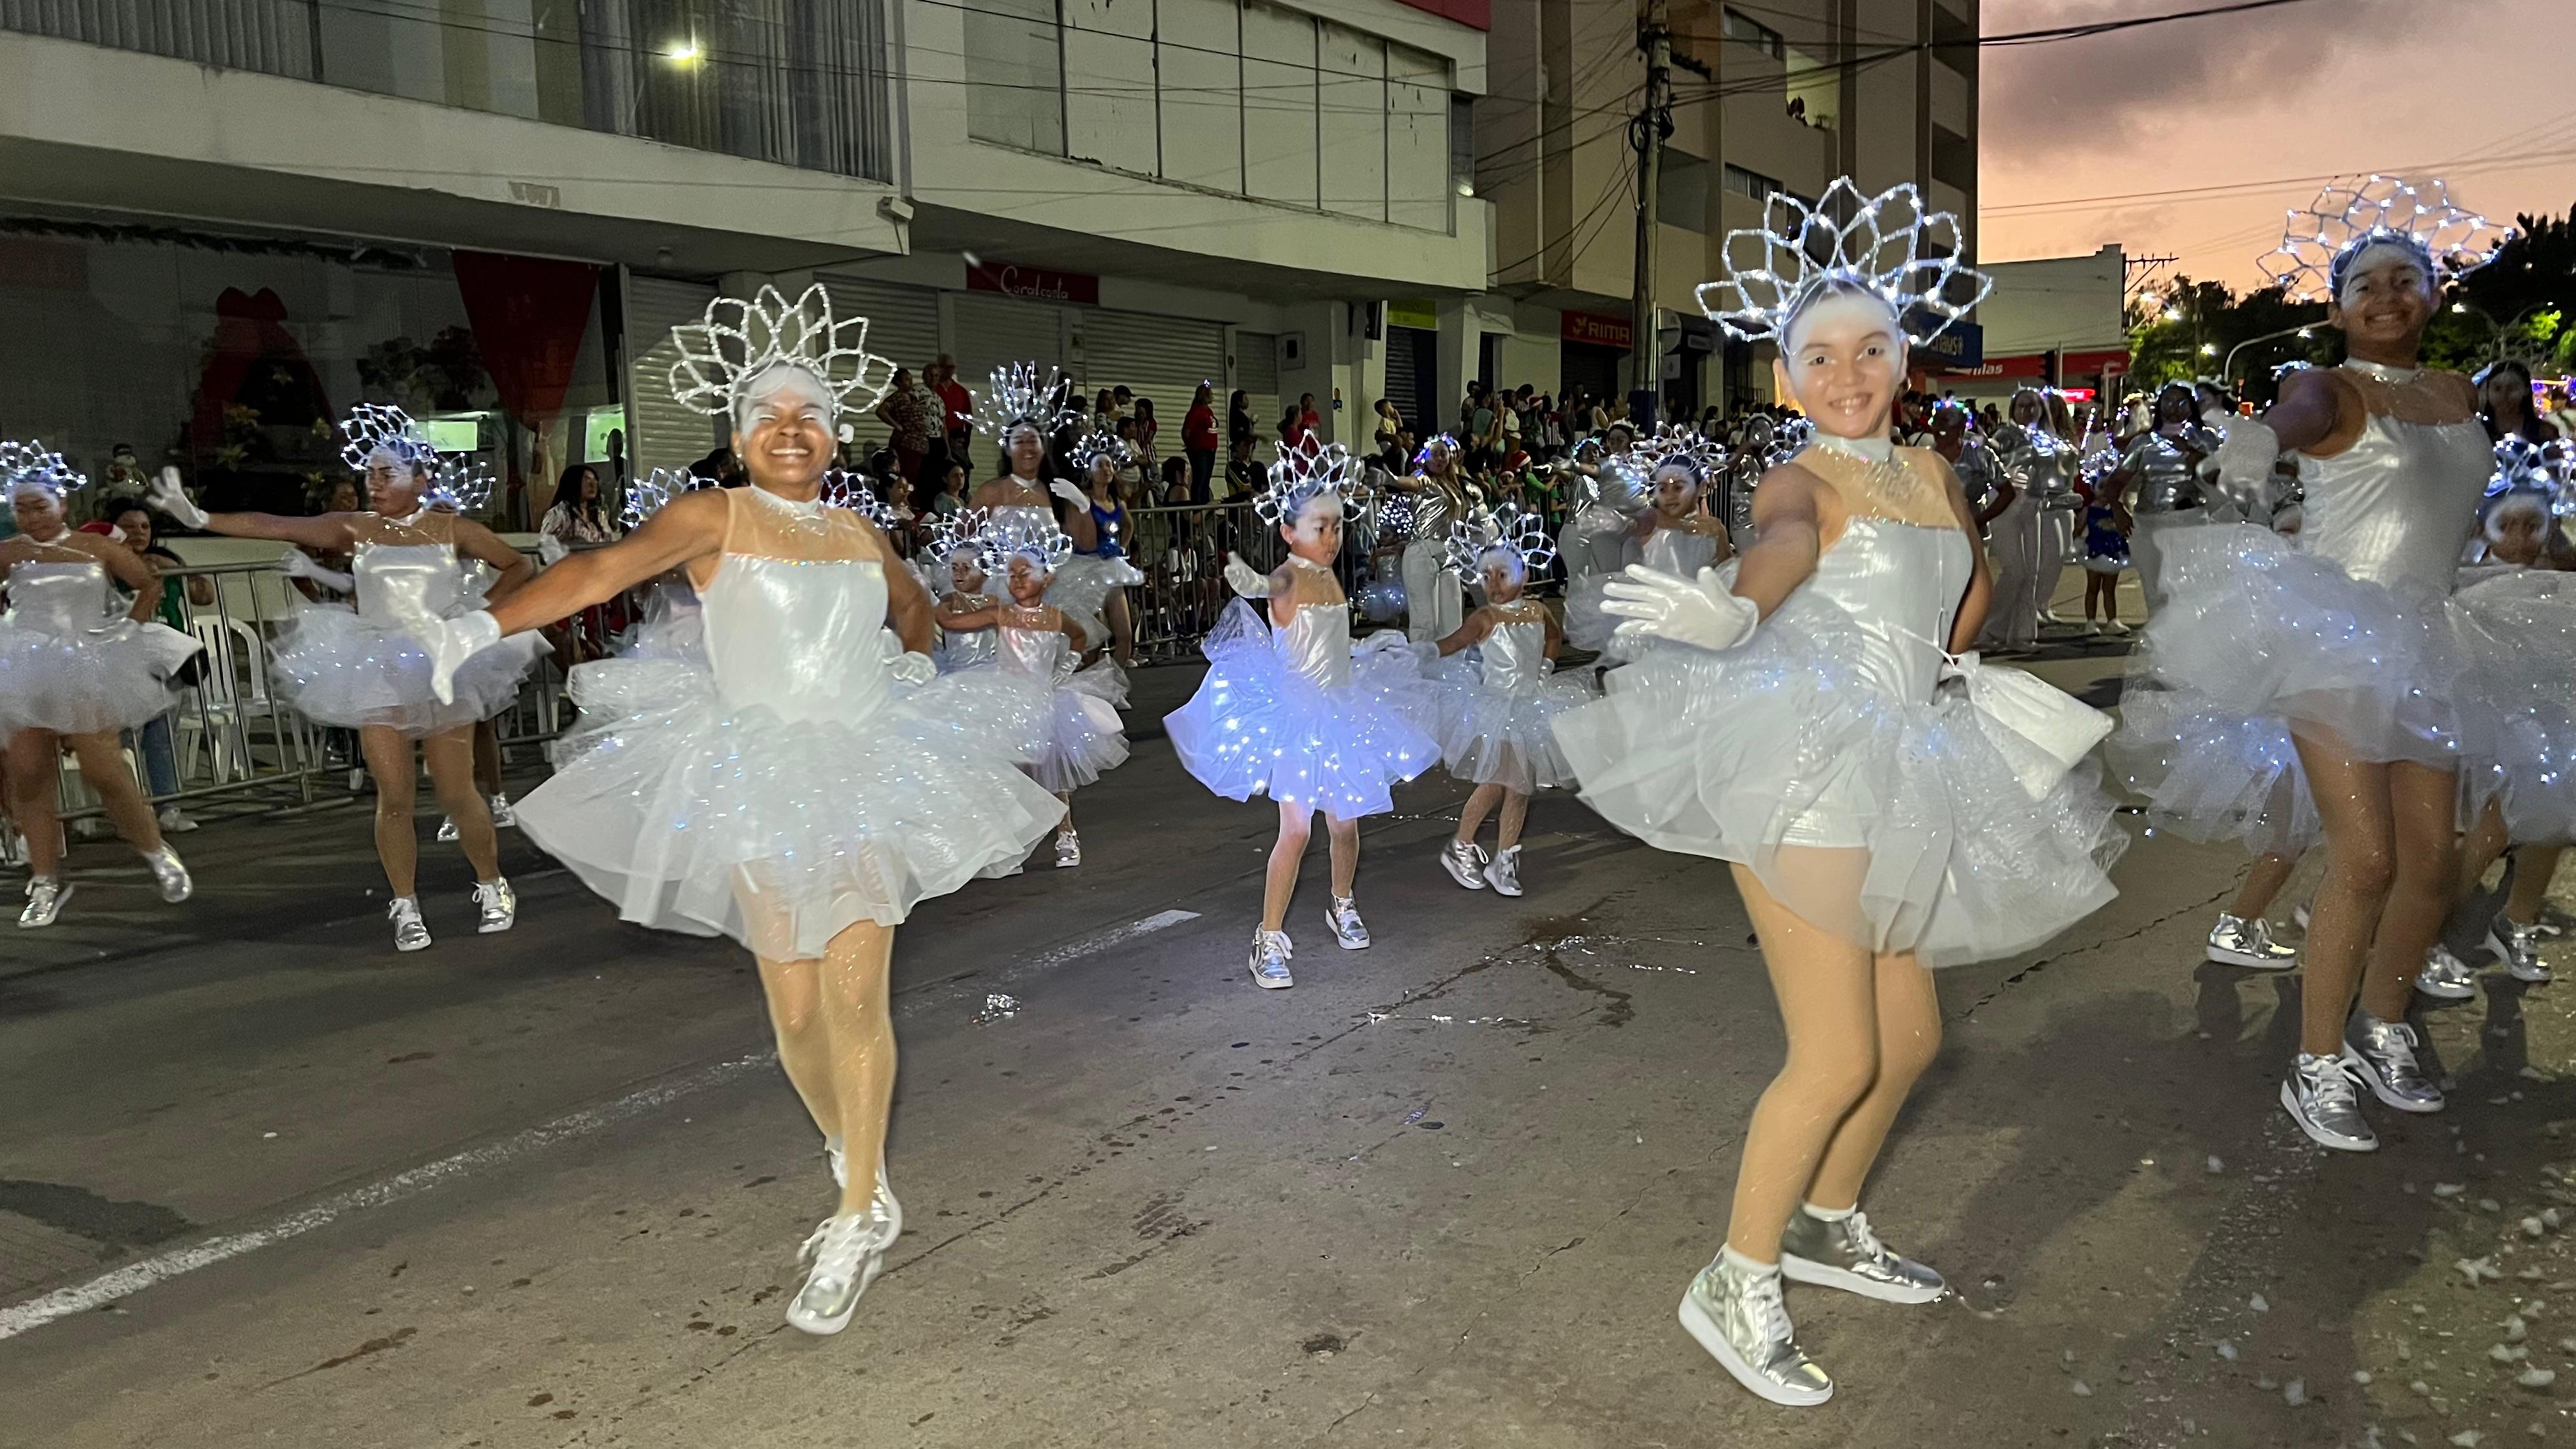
[1628,0,1672,426]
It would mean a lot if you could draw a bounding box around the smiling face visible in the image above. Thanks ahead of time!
[2328,243,2437,357]
[1280,494,1344,562]
[733,366,834,491]
[1650,463,1699,517]
[1090,456,1119,491]
[1774,288,1906,440]
[10,483,65,539]
[1006,426,1046,478]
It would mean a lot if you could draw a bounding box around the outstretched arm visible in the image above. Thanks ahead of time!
[151,468,356,552]
[1432,608,1492,657]
[486,490,724,638]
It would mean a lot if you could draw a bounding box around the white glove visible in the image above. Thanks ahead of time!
[279,549,355,593]
[149,466,209,530]
[535,534,570,566]
[1048,477,1087,507]
[411,611,502,705]
[1352,629,1408,656]
[1602,565,1758,652]
[887,644,938,686]
[1222,553,1273,597]
[2205,416,2282,512]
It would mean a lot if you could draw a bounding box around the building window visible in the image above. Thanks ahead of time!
[1723,164,1781,202]
[966,0,1068,155]
[1722,8,1785,61]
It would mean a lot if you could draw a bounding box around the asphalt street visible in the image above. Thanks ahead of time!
[3,616,2572,1449]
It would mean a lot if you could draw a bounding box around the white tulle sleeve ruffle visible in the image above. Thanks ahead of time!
[1422,654,1596,793]
[272,601,542,736]
[0,617,192,735]
[1163,600,1441,818]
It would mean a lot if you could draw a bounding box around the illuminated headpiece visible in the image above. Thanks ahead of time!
[817,468,900,530]
[976,362,1082,441]
[973,510,1075,576]
[620,467,711,531]
[1443,503,1558,583]
[1070,429,1133,476]
[668,284,898,419]
[929,506,990,567]
[339,403,440,473]
[0,440,86,503]
[1255,433,1360,527]
[1698,178,1990,344]
[2257,174,2513,303]
[1633,423,1725,484]
[2488,437,2575,517]
[1413,433,1462,470]
[424,456,496,514]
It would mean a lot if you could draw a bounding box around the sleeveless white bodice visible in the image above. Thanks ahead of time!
[702,553,891,725]
[1643,527,1720,578]
[353,541,463,626]
[1280,604,1352,690]
[999,622,1075,684]
[2298,413,2489,593]
[6,559,113,636]
[1804,518,1974,704]
[1479,615,1548,693]
[944,594,1000,668]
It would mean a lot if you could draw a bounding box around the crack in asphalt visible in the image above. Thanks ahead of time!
[1961,884,2234,1021]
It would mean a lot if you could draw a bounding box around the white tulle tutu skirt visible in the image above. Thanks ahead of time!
[1551,599,2127,967]
[1561,572,1621,656]
[960,659,1130,796]
[1050,554,1144,653]
[0,618,193,736]
[2111,682,2320,859]
[1423,657,1596,793]
[273,603,541,736]
[514,635,1063,960]
[2452,566,2576,843]
[1164,601,1440,818]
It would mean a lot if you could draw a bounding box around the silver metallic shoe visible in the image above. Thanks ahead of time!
[1248,928,1295,989]
[1439,838,1489,890]
[2280,1052,2376,1152]
[487,792,516,829]
[17,877,70,930]
[1326,894,1371,950]
[1054,829,1081,868]
[2485,919,2551,984]
[785,1176,902,1337]
[2205,912,2296,969]
[1483,845,1525,898]
[142,845,192,904]
[1678,1251,1833,1407]
[2340,1011,2444,1114]
[1779,1206,1945,1303]
[2414,944,2477,1000]
[435,816,460,843]
[474,877,517,933]
[388,896,432,953]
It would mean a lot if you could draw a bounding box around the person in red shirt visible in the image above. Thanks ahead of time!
[1298,392,1322,441]
[928,355,974,474]
[1183,381,1219,503]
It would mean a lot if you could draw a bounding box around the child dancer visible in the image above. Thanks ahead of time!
[939,513,1129,867]
[1554,180,2123,1406]
[1563,427,1735,659]
[926,509,1001,671]
[1423,506,1597,896]
[1165,434,1439,988]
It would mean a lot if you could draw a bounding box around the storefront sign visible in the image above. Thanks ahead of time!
[1936,345,2130,381]
[1386,298,1438,332]
[1905,313,1983,368]
[967,259,1100,306]
[1562,310,1632,350]
[2063,348,2131,376]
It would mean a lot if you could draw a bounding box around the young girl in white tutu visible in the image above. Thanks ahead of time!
[926,510,1002,672]
[1165,435,1440,989]
[1,443,196,927]
[1561,427,1735,659]
[401,284,1062,1338]
[967,365,1143,658]
[1422,506,1595,897]
[1552,180,2124,1406]
[150,406,536,951]
[937,512,1130,868]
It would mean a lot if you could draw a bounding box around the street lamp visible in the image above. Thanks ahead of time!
[2221,323,2320,383]
[664,37,702,63]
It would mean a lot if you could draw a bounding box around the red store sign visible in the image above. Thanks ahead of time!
[1939,346,2131,380]
[967,259,1100,306]
[1561,310,1632,350]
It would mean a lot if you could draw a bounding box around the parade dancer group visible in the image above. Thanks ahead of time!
[7,167,2562,1408]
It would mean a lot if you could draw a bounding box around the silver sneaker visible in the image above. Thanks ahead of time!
[2414,944,2477,1000]
[786,1176,902,1336]
[474,877,516,933]
[2485,920,2551,984]
[2280,1052,2376,1152]
[1326,895,1371,949]
[487,792,515,829]
[1678,1252,1832,1407]
[1054,829,1081,868]
[2340,1012,2444,1114]
[1248,928,1295,989]
[156,807,198,834]
[388,896,431,953]
[141,845,192,904]
[435,816,460,843]
[1439,838,1489,890]
[1779,1206,1945,1303]
[1483,845,1525,898]
[17,877,70,929]
[2206,913,2296,969]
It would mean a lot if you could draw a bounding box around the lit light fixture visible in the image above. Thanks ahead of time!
[664,36,702,62]
[2451,302,2469,314]
[2163,307,2182,323]
[2297,327,2312,338]
[2199,343,2216,356]
[1456,180,1476,198]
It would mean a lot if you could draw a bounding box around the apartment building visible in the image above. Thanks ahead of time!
[0,0,1490,518]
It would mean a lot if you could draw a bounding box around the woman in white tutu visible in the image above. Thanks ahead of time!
[149,406,536,952]
[1383,434,1473,643]
[967,365,1143,658]
[2130,175,2576,1151]
[1552,180,2123,1406]
[1165,435,1439,989]
[937,512,1130,868]
[1561,427,1734,660]
[401,284,1062,1338]
[1,442,196,927]
[1422,507,1595,898]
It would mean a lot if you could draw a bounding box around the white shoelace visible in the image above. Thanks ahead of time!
[1841,1209,1890,1265]
[2304,1057,2362,1113]
[1744,1268,1795,1345]
[800,1213,880,1275]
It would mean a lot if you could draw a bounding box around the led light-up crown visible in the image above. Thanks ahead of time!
[1412,433,1461,470]
[928,507,990,569]
[1442,503,1558,583]
[1,440,87,502]
[621,468,710,532]
[424,456,495,514]
[668,284,898,418]
[820,469,899,529]
[1632,423,1726,482]
[2488,437,2575,516]
[973,510,1075,577]
[976,363,1082,441]
[1070,430,1132,476]
[1255,433,1360,527]
[2257,175,2513,303]
[339,404,440,473]
[1698,178,1991,344]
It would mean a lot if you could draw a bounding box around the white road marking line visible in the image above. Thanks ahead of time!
[0,907,1202,1342]
[904,907,1202,1013]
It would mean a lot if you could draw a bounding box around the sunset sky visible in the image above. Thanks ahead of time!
[1979,0,2576,294]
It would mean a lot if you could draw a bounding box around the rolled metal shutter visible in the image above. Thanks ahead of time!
[813,273,944,450]
[1383,326,1432,440]
[949,293,1068,434]
[625,275,723,479]
[1234,330,1280,447]
[1073,307,1225,443]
